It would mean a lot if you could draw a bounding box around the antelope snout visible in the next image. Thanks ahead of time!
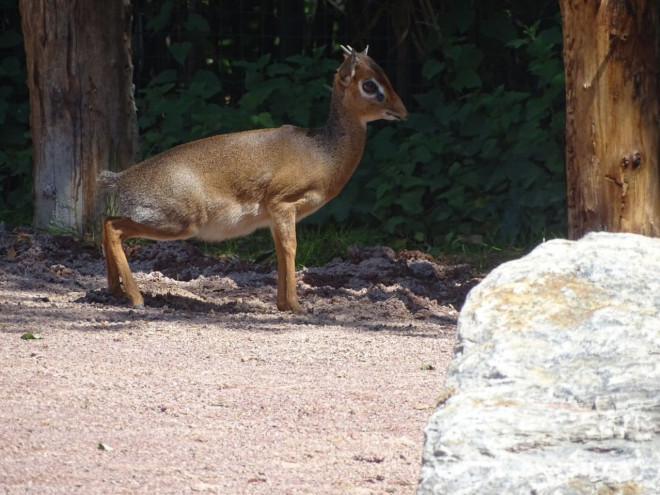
[385,101,408,121]
[385,109,407,121]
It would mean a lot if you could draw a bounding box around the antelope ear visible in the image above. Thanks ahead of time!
[362,45,369,56]
[337,48,358,87]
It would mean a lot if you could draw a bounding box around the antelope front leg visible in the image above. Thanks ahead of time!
[270,212,303,313]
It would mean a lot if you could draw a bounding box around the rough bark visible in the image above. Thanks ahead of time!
[560,0,660,239]
[20,0,137,234]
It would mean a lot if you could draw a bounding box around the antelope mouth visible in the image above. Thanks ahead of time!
[385,111,406,121]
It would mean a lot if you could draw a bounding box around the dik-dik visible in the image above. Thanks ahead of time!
[99,46,408,313]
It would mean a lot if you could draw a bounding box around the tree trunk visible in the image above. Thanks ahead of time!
[559,0,660,239]
[20,0,137,235]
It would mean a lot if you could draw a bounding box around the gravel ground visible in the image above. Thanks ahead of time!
[0,229,479,494]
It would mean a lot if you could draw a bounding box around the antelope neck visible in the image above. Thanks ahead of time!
[322,89,367,163]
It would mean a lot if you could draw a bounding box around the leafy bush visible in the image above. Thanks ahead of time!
[137,68,228,158]
[3,0,567,244]
[136,47,336,159]
[317,22,567,244]
[0,10,32,224]
[136,18,567,245]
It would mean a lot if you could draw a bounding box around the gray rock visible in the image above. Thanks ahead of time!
[417,232,660,495]
[408,259,437,279]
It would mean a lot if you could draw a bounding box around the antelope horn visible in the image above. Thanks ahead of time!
[340,45,354,56]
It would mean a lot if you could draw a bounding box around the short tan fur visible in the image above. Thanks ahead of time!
[100,46,408,313]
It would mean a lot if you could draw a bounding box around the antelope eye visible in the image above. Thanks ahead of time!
[362,80,378,94]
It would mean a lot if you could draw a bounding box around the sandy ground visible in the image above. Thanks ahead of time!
[0,229,478,494]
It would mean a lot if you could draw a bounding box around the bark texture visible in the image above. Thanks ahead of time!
[20,0,137,234]
[560,0,660,239]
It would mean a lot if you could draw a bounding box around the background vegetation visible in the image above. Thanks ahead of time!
[1,0,566,247]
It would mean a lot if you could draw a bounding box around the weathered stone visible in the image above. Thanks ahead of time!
[407,259,437,279]
[417,232,660,494]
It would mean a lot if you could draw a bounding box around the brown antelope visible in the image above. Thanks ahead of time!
[99,46,408,313]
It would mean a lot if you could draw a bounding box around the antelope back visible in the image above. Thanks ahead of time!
[335,46,408,124]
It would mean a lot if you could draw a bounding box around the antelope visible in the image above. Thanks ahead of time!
[99,46,408,313]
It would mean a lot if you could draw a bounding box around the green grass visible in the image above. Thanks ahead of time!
[198,222,530,271]
[198,222,393,268]
[294,223,390,267]
[199,229,275,264]
[430,233,529,273]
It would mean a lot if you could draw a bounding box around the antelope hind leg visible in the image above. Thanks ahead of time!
[102,218,122,297]
[102,217,145,308]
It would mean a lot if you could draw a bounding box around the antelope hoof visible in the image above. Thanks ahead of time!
[128,294,145,308]
[278,299,304,314]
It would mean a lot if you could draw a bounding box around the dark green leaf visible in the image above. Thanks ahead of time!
[251,112,275,128]
[169,42,193,66]
[185,13,210,33]
[422,59,444,81]
[148,70,178,86]
[451,67,481,91]
[146,0,174,32]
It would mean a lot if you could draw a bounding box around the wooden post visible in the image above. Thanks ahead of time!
[559,0,660,239]
[20,0,137,234]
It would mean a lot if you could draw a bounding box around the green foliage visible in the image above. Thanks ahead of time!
[326,18,567,245]
[3,1,569,246]
[137,14,567,245]
[0,9,32,224]
[137,68,227,157]
[136,47,336,159]
[234,49,337,128]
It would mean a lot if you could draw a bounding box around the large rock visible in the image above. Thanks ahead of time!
[417,232,660,494]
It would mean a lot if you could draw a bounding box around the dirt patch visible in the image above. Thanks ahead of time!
[0,228,480,494]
